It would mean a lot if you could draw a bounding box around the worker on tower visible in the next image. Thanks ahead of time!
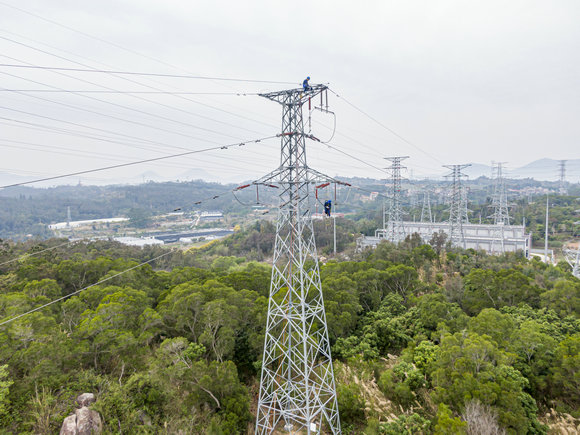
[324,199,332,217]
[303,76,311,91]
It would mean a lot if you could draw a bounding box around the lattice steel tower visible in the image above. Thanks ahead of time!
[255,84,341,435]
[378,156,409,243]
[444,164,471,248]
[420,190,433,223]
[558,160,567,194]
[460,186,470,224]
[489,162,510,253]
[564,248,580,279]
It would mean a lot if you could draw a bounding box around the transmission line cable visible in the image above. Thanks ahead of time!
[0,106,273,165]
[0,63,296,85]
[328,88,444,165]
[314,141,387,174]
[0,115,201,158]
[0,134,277,188]
[0,71,243,143]
[0,135,278,176]
[0,33,280,131]
[0,106,193,152]
[0,44,268,136]
[0,117,171,153]
[0,240,76,267]
[0,89,257,95]
[0,249,175,327]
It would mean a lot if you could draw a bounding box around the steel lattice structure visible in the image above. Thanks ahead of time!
[420,190,433,223]
[377,156,408,243]
[460,185,471,224]
[558,160,568,195]
[564,248,580,279]
[489,162,510,254]
[444,164,471,249]
[255,84,341,435]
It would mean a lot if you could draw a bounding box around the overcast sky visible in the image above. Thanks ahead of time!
[0,0,578,186]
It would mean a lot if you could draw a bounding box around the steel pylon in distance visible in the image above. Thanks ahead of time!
[380,156,409,244]
[255,84,341,434]
[489,162,510,254]
[444,164,471,249]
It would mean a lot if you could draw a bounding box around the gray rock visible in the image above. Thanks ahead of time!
[76,393,96,407]
[75,407,102,435]
[60,415,77,435]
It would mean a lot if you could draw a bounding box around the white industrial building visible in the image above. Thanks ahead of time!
[358,221,531,258]
[49,217,129,230]
[113,236,164,247]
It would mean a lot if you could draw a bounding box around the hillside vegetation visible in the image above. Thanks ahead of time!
[0,236,578,433]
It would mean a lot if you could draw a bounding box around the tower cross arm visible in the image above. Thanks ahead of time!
[306,168,352,186]
[259,84,328,105]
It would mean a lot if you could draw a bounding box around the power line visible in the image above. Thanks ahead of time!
[0,89,256,95]
[0,70,244,142]
[0,135,277,188]
[315,141,387,174]
[0,40,267,136]
[0,33,279,132]
[0,135,278,177]
[0,9,281,133]
[328,88,444,165]
[0,107,204,153]
[0,63,297,85]
[0,115,194,156]
[0,249,174,327]
[0,240,76,267]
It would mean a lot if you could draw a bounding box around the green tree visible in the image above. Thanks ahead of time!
[550,333,580,407]
[431,331,543,433]
[540,279,580,318]
[322,275,361,340]
[433,403,466,435]
[0,364,13,422]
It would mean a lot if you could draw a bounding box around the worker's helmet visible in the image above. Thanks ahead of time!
[307,76,310,80]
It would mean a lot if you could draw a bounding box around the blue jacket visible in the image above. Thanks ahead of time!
[303,79,310,90]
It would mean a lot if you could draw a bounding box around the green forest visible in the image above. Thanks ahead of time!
[0,231,578,434]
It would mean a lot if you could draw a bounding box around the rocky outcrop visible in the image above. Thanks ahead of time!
[60,393,102,435]
[76,393,96,407]
[60,415,77,435]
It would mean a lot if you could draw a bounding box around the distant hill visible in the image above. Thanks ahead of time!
[419,159,580,183]
[511,158,580,182]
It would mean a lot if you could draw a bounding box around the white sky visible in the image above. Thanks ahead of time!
[0,0,578,186]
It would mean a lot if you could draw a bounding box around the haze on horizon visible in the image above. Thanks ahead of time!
[0,0,578,187]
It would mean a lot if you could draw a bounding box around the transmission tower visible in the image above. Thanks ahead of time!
[255,84,341,434]
[558,160,567,194]
[564,248,580,278]
[379,156,409,243]
[460,185,470,224]
[444,164,471,248]
[66,206,72,228]
[420,190,433,223]
[489,162,510,253]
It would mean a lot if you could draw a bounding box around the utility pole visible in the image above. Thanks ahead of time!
[255,84,341,435]
[420,190,433,223]
[544,195,550,264]
[558,160,567,195]
[333,215,337,255]
[379,156,409,243]
[489,162,510,254]
[444,164,471,249]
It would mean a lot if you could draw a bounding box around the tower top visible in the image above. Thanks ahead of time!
[259,84,327,106]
